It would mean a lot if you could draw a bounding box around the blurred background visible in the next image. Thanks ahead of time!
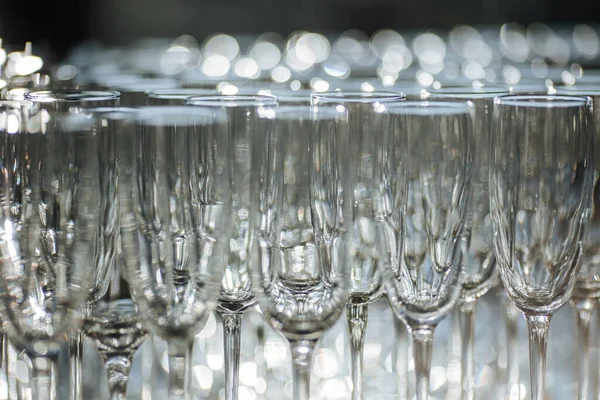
[1,0,599,60]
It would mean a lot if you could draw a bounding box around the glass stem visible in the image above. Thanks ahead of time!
[0,330,8,400]
[289,339,317,400]
[459,299,477,400]
[347,302,368,400]
[30,354,58,400]
[595,300,600,400]
[222,312,242,400]
[410,326,435,400]
[167,338,194,400]
[572,298,595,400]
[505,300,521,398]
[69,330,84,400]
[102,353,135,400]
[393,317,409,400]
[524,313,551,400]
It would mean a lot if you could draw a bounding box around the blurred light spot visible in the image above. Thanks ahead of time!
[503,65,522,84]
[197,313,217,339]
[290,80,302,90]
[485,68,497,82]
[462,60,485,80]
[201,54,230,77]
[296,33,331,64]
[239,386,257,400]
[7,114,19,134]
[204,34,240,61]
[573,24,600,59]
[324,55,351,78]
[319,378,349,400]
[15,56,43,75]
[207,350,224,371]
[271,65,291,83]
[371,29,406,58]
[193,365,214,390]
[571,63,583,78]
[56,64,78,81]
[234,57,260,79]
[413,33,446,64]
[313,349,339,379]
[527,23,555,56]
[249,41,281,70]
[310,77,329,92]
[285,46,313,72]
[240,362,258,386]
[545,36,571,64]
[500,23,529,62]
[416,70,434,87]
[161,46,190,75]
[218,82,239,95]
[255,377,267,394]
[264,339,289,369]
[561,70,576,85]
[531,58,548,78]
[430,366,447,391]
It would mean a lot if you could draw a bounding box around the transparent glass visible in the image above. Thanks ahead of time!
[251,103,351,400]
[0,101,101,400]
[556,85,600,400]
[145,88,217,105]
[382,100,474,400]
[490,95,594,400]
[119,106,230,399]
[311,91,404,400]
[427,86,509,400]
[185,94,277,400]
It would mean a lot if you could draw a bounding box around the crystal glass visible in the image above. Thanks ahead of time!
[251,102,352,400]
[555,85,600,400]
[0,100,103,400]
[145,88,218,105]
[427,85,509,400]
[490,95,594,400]
[310,91,405,400]
[382,100,474,400]
[184,94,277,400]
[119,105,230,399]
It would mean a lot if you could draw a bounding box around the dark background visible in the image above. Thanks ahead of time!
[0,0,599,59]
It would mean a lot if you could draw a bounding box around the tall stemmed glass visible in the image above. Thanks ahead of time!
[0,98,103,400]
[185,94,277,400]
[22,92,122,400]
[251,102,352,400]
[383,100,474,400]
[490,95,594,400]
[119,106,230,399]
[427,86,509,400]
[554,85,600,400]
[77,107,148,400]
[313,91,404,400]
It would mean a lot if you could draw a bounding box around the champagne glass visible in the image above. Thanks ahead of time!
[251,102,351,400]
[0,96,104,400]
[77,107,148,400]
[427,86,509,400]
[382,100,474,400]
[184,94,277,400]
[490,95,594,400]
[119,105,230,399]
[312,91,405,400]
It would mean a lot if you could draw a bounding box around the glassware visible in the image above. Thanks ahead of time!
[551,85,600,400]
[382,100,474,400]
[311,91,404,400]
[0,95,106,400]
[145,88,218,105]
[251,102,351,400]
[427,85,509,400]
[184,94,277,400]
[119,105,230,399]
[490,95,594,400]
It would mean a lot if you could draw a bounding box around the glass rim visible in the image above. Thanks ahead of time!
[427,85,510,99]
[25,90,121,103]
[311,90,405,103]
[87,107,139,121]
[553,85,600,97]
[146,88,217,100]
[495,94,591,108]
[386,100,474,115]
[185,94,278,107]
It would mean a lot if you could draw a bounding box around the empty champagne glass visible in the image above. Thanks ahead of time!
[490,95,594,400]
[77,107,148,400]
[119,106,230,399]
[427,86,509,400]
[251,102,351,400]
[185,94,277,400]
[0,97,104,400]
[382,100,474,400]
[555,85,600,400]
[312,91,405,400]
